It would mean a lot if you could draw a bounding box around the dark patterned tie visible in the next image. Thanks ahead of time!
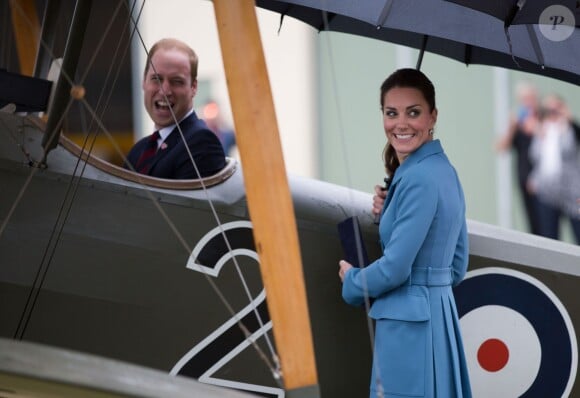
[135,131,160,174]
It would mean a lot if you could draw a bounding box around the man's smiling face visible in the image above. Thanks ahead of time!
[142,48,197,128]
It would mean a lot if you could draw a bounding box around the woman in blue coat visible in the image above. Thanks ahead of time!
[339,69,472,398]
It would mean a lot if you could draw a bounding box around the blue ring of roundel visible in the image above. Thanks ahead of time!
[453,272,573,397]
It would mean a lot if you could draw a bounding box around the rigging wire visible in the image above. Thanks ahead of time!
[11,0,127,341]
[4,0,281,383]
[319,6,383,394]
[11,0,129,339]
[127,8,281,378]
[320,7,377,347]
[62,0,142,183]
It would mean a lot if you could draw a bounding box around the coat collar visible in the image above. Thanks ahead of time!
[380,139,443,220]
[159,111,200,150]
[157,108,196,140]
[391,139,443,185]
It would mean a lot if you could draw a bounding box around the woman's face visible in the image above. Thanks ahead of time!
[382,87,437,163]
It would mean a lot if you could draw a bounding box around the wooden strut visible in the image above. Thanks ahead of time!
[9,0,40,76]
[212,0,319,395]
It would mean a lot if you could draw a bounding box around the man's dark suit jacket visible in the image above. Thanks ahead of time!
[126,111,226,179]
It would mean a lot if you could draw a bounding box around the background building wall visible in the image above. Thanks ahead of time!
[134,1,580,244]
[318,34,498,224]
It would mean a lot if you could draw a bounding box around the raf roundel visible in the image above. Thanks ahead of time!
[453,267,577,397]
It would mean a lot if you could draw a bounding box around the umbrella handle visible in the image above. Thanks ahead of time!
[373,177,391,225]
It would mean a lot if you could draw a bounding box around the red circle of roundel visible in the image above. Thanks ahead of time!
[477,338,509,372]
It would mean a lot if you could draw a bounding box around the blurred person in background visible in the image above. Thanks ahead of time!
[203,100,236,156]
[528,94,580,244]
[496,81,542,235]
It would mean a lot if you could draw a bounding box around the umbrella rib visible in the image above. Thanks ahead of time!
[503,0,527,68]
[277,5,291,35]
[376,0,394,27]
[316,11,336,31]
[503,26,521,68]
[277,13,285,35]
[526,24,545,69]
[463,44,472,66]
[504,0,525,28]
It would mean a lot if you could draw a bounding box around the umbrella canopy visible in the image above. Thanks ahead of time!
[255,0,580,86]
[446,0,580,26]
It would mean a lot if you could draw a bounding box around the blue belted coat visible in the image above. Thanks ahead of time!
[343,140,472,398]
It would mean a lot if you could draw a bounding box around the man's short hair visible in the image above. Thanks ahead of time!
[144,38,198,82]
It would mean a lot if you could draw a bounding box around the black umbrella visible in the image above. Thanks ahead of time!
[255,0,580,86]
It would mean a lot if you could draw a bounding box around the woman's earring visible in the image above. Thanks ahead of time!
[429,128,434,136]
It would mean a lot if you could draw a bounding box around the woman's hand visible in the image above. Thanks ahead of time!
[338,260,353,282]
[372,184,387,217]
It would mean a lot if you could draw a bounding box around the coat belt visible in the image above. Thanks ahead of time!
[409,266,453,286]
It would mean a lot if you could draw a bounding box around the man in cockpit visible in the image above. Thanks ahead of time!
[125,38,226,179]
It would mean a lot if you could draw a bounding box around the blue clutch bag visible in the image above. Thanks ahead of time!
[337,216,369,268]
